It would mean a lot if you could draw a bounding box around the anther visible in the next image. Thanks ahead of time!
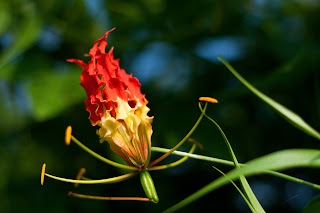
[65,126,72,145]
[199,97,218,103]
[41,164,46,185]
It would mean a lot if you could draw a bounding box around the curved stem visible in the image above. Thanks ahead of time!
[70,135,138,171]
[151,147,320,191]
[148,143,197,171]
[148,103,208,167]
[44,171,137,184]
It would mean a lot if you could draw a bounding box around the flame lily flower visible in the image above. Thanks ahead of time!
[68,28,153,169]
[41,28,214,203]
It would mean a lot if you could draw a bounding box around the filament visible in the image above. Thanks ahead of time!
[43,167,137,184]
[68,191,152,202]
[148,140,198,171]
[148,103,208,167]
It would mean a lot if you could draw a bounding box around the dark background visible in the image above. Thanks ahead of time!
[1,0,320,212]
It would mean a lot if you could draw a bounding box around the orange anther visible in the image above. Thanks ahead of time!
[65,126,72,145]
[41,164,46,185]
[199,97,218,103]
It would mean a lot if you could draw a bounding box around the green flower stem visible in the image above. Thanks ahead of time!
[44,171,137,184]
[148,103,208,167]
[148,143,197,171]
[151,147,320,191]
[70,135,138,171]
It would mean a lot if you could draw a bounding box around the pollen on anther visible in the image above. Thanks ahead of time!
[41,164,46,185]
[65,126,72,145]
[199,97,218,103]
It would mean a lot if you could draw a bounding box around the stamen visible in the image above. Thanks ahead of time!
[74,168,86,188]
[44,170,137,184]
[65,126,72,145]
[70,134,138,170]
[148,103,208,167]
[68,191,152,202]
[148,141,198,171]
[199,97,218,103]
[41,163,46,185]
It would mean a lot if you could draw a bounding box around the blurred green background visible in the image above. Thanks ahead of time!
[1,0,320,212]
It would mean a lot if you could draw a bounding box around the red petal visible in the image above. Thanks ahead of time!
[67,59,87,69]
[69,28,146,124]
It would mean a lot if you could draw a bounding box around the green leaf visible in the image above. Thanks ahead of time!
[164,149,320,213]
[218,56,320,140]
[303,194,320,213]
